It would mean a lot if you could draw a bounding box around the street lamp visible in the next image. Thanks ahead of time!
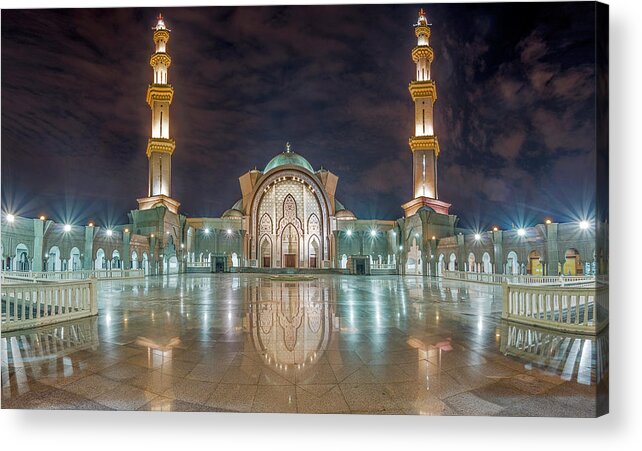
[517,228,526,237]
[63,224,72,232]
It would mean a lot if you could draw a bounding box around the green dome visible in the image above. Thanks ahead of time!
[264,150,314,173]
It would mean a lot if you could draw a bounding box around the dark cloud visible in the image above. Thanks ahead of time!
[2,4,598,227]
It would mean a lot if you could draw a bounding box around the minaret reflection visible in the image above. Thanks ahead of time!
[243,277,339,374]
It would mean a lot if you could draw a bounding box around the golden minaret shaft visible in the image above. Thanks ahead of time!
[402,8,450,217]
[138,14,180,214]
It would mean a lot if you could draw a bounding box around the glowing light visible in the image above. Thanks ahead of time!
[125,228,130,233]
[88,222,94,227]
[431,235,436,240]
[106,229,113,237]
[545,218,552,225]
[6,214,15,223]
[204,228,210,234]
[474,233,481,241]
[180,243,185,249]
[492,226,498,232]
[226,229,232,235]
[399,245,403,251]
[63,224,72,232]
[517,228,526,237]
[370,230,377,237]
[579,220,590,230]
[346,229,352,237]
[150,233,155,238]
[39,215,46,221]
[166,231,170,235]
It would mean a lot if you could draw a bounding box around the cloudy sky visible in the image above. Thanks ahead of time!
[2,3,599,228]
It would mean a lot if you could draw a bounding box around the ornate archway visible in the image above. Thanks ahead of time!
[249,168,332,268]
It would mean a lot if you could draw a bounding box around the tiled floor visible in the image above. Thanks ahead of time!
[1,274,608,415]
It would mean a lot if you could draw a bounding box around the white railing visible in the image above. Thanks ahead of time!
[442,270,595,286]
[371,263,397,270]
[1,269,144,281]
[1,279,98,332]
[186,262,211,267]
[502,283,608,334]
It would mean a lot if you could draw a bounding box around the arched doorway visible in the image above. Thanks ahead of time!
[448,253,457,271]
[111,250,121,269]
[564,248,582,275]
[468,252,476,272]
[309,236,320,268]
[281,224,299,268]
[168,255,179,274]
[438,254,445,275]
[482,252,492,274]
[15,244,29,272]
[69,247,81,271]
[95,248,106,270]
[528,250,542,275]
[142,252,149,275]
[131,250,139,269]
[260,237,272,268]
[340,254,348,269]
[47,246,61,271]
[506,251,518,275]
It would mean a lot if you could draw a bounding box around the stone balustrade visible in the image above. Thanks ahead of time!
[1,269,144,281]
[502,283,608,334]
[442,270,594,286]
[1,279,98,332]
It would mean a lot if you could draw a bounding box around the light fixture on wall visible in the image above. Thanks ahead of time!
[63,224,72,232]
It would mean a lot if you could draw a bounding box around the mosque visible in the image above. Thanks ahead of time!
[1,10,604,278]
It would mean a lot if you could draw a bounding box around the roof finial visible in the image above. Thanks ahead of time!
[285,142,292,153]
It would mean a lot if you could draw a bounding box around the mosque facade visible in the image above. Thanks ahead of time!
[1,11,605,279]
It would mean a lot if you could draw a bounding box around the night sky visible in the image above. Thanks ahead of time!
[1,3,598,229]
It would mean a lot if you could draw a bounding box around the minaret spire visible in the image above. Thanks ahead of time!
[402,8,450,217]
[137,13,180,214]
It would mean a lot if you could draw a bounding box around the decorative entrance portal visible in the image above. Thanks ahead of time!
[282,224,299,268]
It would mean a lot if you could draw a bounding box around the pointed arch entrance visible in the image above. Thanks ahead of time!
[282,224,299,268]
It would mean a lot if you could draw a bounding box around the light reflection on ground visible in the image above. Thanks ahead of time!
[1,274,607,415]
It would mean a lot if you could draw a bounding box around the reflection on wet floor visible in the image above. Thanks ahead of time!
[1,274,607,416]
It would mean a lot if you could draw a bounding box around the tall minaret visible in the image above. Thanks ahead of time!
[402,8,450,217]
[137,14,180,214]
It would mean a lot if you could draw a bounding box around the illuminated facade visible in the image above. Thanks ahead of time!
[0,10,605,278]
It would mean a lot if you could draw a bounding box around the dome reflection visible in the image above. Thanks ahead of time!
[244,276,338,374]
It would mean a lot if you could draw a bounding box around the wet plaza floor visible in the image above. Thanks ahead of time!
[1,274,608,415]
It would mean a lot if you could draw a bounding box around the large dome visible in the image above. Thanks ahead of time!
[264,149,314,174]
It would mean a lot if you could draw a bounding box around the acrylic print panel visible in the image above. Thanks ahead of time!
[1,2,608,417]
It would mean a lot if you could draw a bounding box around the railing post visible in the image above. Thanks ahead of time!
[502,282,509,320]
[89,277,98,316]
